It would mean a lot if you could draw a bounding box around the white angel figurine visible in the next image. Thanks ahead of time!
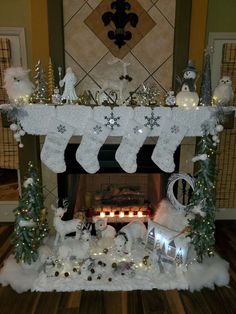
[59,67,78,103]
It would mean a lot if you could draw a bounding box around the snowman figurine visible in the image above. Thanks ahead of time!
[182,60,197,91]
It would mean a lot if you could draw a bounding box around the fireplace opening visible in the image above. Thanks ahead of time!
[57,144,180,221]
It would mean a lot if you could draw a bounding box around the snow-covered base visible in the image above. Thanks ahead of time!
[0,241,229,293]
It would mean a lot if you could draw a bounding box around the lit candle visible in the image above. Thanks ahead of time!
[129,211,134,217]
[137,211,143,217]
[110,212,114,217]
[119,212,125,218]
[100,212,105,218]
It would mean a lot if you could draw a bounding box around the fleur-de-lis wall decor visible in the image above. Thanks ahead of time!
[102,0,139,49]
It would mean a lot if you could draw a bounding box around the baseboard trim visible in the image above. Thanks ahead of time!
[216,208,236,220]
[0,201,17,222]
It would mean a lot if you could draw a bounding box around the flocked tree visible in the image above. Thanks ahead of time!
[199,50,212,106]
[12,162,49,264]
[187,134,217,262]
[33,60,48,103]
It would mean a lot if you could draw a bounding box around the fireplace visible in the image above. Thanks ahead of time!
[57,144,180,221]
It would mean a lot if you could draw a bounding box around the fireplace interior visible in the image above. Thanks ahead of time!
[57,144,180,223]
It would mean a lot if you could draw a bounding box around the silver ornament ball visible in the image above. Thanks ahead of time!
[10,123,18,131]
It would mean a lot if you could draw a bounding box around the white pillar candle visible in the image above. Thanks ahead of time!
[129,211,134,217]
[100,212,105,218]
[110,212,114,217]
[137,211,143,217]
[119,212,125,218]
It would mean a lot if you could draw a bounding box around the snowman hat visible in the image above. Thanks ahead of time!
[183,60,197,74]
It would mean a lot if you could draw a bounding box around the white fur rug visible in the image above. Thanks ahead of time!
[0,239,229,293]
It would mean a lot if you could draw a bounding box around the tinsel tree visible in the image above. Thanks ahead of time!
[199,50,212,106]
[13,162,49,264]
[33,60,48,103]
[187,134,217,262]
[47,57,55,102]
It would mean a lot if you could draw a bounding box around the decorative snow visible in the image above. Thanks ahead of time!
[192,154,208,163]
[0,240,229,293]
[23,177,34,188]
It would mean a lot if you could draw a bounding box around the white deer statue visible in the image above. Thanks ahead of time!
[101,58,132,105]
[52,205,83,246]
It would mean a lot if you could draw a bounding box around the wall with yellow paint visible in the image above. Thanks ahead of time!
[0,0,32,67]
[0,0,49,71]
[206,0,236,34]
[189,0,209,78]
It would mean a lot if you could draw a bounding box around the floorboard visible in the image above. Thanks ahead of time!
[0,221,236,314]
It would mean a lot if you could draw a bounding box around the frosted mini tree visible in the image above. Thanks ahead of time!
[33,60,48,103]
[199,50,212,106]
[48,57,55,102]
[13,162,49,264]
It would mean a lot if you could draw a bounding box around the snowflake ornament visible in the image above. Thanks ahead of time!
[93,125,102,134]
[133,126,143,134]
[170,125,180,134]
[57,124,66,134]
[144,111,160,130]
[104,111,120,130]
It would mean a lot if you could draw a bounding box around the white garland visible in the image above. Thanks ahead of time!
[14,105,216,137]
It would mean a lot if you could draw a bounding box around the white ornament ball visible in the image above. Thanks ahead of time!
[216,138,220,143]
[14,133,21,140]
[210,129,216,136]
[212,135,219,142]
[176,91,199,108]
[19,143,24,148]
[19,130,25,136]
[10,123,18,131]
[216,124,224,133]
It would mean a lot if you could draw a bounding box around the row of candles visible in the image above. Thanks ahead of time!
[99,211,145,218]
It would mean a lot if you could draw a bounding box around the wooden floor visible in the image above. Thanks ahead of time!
[0,221,236,314]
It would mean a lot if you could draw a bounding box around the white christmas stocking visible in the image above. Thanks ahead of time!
[76,119,111,173]
[41,119,74,173]
[115,119,150,173]
[151,121,189,173]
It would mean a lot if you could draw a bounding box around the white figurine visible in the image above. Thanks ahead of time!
[213,76,234,106]
[58,229,91,260]
[4,67,34,103]
[114,220,146,253]
[165,91,176,107]
[101,58,131,105]
[93,217,116,239]
[52,205,83,246]
[59,67,78,103]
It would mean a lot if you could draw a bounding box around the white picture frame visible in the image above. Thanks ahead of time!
[208,32,236,89]
[0,27,27,67]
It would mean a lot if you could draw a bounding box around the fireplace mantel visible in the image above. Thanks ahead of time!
[17,104,219,137]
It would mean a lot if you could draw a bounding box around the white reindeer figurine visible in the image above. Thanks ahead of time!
[101,58,132,105]
[52,205,83,246]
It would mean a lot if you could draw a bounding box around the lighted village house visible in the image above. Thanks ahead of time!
[0,0,236,313]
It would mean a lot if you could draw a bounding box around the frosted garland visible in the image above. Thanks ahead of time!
[5,104,224,173]
[16,105,215,136]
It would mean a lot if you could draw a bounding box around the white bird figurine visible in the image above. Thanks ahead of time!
[213,76,234,106]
